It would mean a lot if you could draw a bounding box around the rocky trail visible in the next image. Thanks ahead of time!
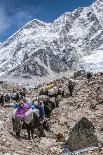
[0,73,103,154]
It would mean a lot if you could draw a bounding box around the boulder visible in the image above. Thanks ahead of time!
[74,70,85,78]
[56,133,64,142]
[68,117,98,151]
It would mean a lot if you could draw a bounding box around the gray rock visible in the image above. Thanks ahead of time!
[68,117,98,151]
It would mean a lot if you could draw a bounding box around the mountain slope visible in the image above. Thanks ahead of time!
[0,0,103,79]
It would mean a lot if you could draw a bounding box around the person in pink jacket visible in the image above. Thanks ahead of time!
[15,101,31,120]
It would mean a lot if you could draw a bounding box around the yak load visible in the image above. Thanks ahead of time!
[39,83,64,100]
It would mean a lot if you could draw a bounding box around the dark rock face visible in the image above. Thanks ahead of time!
[8,59,48,77]
[68,117,98,151]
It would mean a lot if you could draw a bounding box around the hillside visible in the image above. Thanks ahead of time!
[0,73,103,154]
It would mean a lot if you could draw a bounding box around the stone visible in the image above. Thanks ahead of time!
[56,133,64,142]
[68,117,98,151]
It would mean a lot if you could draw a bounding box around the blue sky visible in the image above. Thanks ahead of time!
[0,0,95,42]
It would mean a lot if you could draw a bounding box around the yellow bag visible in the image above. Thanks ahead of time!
[45,84,55,91]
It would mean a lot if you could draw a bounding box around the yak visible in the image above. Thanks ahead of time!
[12,113,49,140]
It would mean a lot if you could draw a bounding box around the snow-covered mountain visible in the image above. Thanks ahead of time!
[0,0,103,80]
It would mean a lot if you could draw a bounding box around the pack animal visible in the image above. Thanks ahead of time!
[12,113,49,140]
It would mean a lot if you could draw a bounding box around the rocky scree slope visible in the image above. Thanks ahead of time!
[0,73,103,154]
[50,73,103,154]
[0,0,103,78]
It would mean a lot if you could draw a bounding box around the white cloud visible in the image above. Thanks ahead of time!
[14,10,33,26]
[0,5,41,35]
[0,8,11,34]
[13,5,41,26]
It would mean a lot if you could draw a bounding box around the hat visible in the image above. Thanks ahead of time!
[39,100,42,103]
[38,100,43,105]
[19,101,24,106]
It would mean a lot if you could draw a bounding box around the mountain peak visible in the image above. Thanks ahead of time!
[23,19,48,29]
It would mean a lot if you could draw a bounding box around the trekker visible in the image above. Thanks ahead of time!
[5,93,11,103]
[31,100,46,137]
[31,100,45,120]
[15,101,25,120]
[37,101,45,120]
[86,71,92,81]
[68,79,74,97]
[15,92,20,102]
[15,100,32,119]
[0,94,5,107]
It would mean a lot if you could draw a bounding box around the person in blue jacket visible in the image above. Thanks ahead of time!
[37,101,45,120]
[31,100,45,120]
[12,101,19,109]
